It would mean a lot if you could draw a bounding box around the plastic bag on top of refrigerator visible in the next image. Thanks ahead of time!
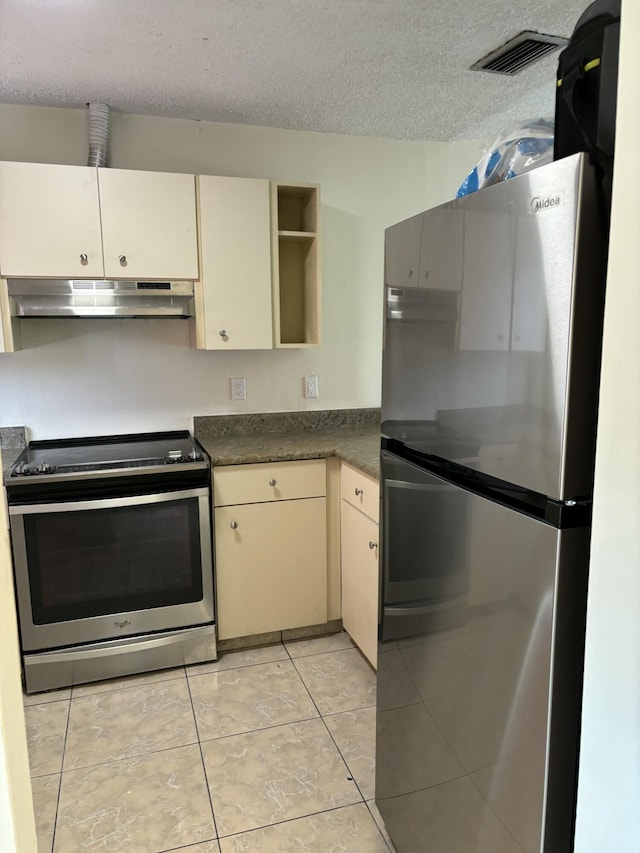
[456,117,555,197]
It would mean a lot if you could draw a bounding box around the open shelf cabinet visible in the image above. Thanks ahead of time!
[272,183,320,347]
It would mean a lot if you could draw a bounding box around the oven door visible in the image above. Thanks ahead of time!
[9,487,214,651]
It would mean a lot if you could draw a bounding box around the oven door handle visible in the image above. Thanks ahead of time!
[9,487,210,516]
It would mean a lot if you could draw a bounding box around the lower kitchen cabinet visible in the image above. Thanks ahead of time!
[341,501,379,667]
[340,463,380,668]
[213,460,328,641]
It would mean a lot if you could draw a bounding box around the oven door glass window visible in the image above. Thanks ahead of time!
[23,495,204,624]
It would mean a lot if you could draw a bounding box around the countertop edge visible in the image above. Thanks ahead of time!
[199,431,380,481]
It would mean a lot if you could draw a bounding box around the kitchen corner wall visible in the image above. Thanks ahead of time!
[0,104,481,438]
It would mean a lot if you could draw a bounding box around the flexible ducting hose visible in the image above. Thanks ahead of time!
[87,102,110,167]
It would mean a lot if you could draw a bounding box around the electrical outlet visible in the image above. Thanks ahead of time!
[230,377,246,401]
[303,375,319,398]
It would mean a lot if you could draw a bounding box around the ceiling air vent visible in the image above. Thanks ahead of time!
[471,31,568,75]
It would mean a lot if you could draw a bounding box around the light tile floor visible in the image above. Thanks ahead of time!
[25,632,397,853]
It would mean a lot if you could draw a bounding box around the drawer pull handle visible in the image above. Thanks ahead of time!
[119,254,128,266]
[230,521,238,530]
[219,330,228,339]
[369,541,378,550]
[269,479,277,486]
[355,488,364,496]
[80,253,88,265]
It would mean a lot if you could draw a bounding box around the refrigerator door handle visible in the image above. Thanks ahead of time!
[386,477,460,493]
[384,600,463,618]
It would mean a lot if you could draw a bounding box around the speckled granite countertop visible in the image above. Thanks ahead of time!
[1,426,26,480]
[195,409,381,480]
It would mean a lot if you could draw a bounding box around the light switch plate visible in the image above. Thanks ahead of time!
[230,377,246,400]
[303,375,319,398]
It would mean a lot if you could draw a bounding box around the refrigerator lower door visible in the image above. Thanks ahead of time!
[376,458,589,853]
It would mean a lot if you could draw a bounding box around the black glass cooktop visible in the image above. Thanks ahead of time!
[10,431,207,479]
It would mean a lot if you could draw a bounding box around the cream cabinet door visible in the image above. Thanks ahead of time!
[384,214,422,288]
[215,497,327,640]
[98,169,198,280]
[419,205,464,291]
[0,162,104,279]
[197,176,273,350]
[458,209,514,351]
[0,280,17,352]
[341,500,379,668]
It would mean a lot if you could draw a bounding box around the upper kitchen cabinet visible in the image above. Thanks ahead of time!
[458,209,514,351]
[419,205,464,291]
[272,183,320,347]
[384,213,422,288]
[98,169,199,280]
[0,280,19,352]
[195,175,273,350]
[0,163,199,282]
[0,162,104,279]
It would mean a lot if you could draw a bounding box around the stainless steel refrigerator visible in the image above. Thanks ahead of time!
[375,153,608,853]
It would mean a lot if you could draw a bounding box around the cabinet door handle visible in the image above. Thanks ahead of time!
[355,488,364,496]
[119,254,128,266]
[219,330,228,339]
[230,521,238,529]
[369,541,378,550]
[80,253,88,265]
[269,479,277,487]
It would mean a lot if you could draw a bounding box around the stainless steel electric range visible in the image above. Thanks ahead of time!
[6,431,216,693]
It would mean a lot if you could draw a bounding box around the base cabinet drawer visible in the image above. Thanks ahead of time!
[214,459,326,506]
[341,462,379,522]
[341,499,379,668]
[215,497,327,640]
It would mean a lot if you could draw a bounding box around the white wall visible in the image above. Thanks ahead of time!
[574,0,640,848]
[0,449,37,852]
[0,104,480,438]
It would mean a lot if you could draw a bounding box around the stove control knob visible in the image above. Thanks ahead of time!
[38,462,53,474]
[167,451,183,462]
[189,449,201,461]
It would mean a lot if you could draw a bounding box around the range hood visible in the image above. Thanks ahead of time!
[8,279,195,319]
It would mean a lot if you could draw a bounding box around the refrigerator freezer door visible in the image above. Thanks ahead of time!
[376,454,589,853]
[381,153,607,502]
[381,450,472,609]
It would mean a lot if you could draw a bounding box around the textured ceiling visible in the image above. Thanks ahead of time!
[0,0,587,142]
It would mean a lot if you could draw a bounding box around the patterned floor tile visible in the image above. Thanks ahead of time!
[72,665,186,698]
[201,718,361,837]
[24,687,72,707]
[25,701,70,777]
[293,649,376,714]
[219,803,388,852]
[189,660,317,740]
[186,644,288,677]
[63,679,197,770]
[31,773,60,853]
[54,745,215,852]
[284,631,355,659]
[324,705,376,800]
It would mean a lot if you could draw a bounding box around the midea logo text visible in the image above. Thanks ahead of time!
[530,195,561,213]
